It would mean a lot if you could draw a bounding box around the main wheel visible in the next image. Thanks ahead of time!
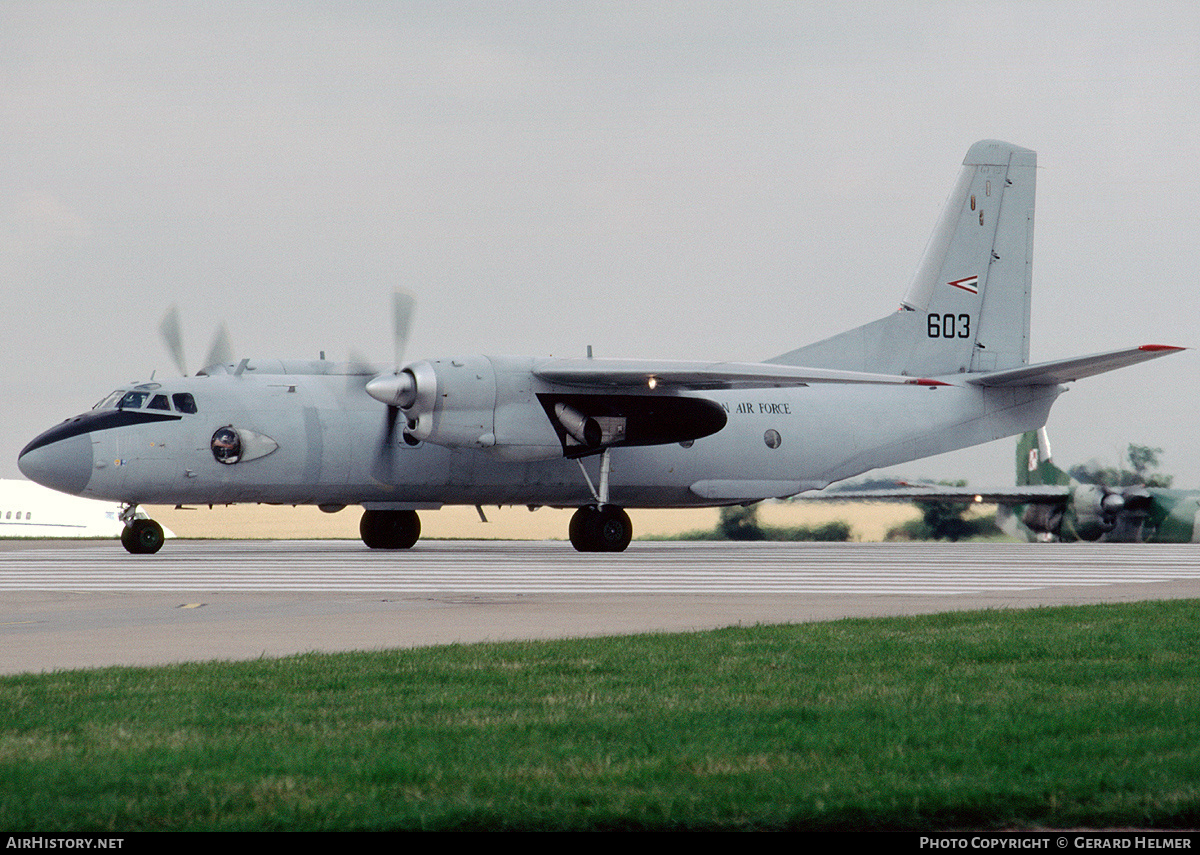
[568,505,632,553]
[569,506,599,552]
[594,505,633,552]
[359,509,421,549]
[121,519,165,554]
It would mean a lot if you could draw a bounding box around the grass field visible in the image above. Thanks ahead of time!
[2,600,1198,831]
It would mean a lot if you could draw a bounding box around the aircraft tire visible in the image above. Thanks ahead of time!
[122,519,165,555]
[595,505,633,552]
[569,506,599,552]
[359,509,421,549]
[569,505,632,553]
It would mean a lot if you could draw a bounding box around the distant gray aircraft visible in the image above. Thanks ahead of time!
[18,141,1182,554]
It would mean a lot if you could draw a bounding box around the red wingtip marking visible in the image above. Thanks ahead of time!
[907,378,953,386]
[1139,344,1185,352]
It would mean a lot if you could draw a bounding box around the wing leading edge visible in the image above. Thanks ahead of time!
[535,346,1183,392]
[533,358,950,390]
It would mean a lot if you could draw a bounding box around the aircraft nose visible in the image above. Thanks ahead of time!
[18,428,94,496]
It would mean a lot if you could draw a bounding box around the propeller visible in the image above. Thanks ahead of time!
[370,291,418,480]
[158,306,235,376]
[1069,482,1155,541]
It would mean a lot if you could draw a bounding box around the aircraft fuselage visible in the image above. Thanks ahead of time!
[20,355,1060,514]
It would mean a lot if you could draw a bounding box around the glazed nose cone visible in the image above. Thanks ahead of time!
[18,427,94,496]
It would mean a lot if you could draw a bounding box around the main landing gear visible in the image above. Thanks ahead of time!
[119,505,165,554]
[567,448,633,553]
[568,504,632,552]
[360,508,421,549]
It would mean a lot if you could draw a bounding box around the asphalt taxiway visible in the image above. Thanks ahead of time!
[1,539,1198,673]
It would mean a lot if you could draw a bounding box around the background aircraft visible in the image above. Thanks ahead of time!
[0,479,172,540]
[811,430,1200,543]
[16,141,1183,554]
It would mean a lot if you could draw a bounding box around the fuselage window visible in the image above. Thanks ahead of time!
[172,393,198,414]
[148,394,171,411]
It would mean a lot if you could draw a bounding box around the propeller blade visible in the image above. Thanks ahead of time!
[203,324,234,370]
[371,291,418,484]
[393,291,415,367]
[371,405,402,484]
[346,349,376,394]
[384,405,400,445]
[159,306,188,376]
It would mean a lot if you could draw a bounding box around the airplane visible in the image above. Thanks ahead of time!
[16,140,1184,554]
[810,430,1200,543]
[0,478,172,540]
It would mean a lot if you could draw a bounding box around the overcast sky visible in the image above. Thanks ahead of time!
[4,1,1199,489]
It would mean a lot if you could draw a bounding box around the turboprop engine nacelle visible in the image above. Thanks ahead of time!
[1063,483,1154,542]
[366,354,729,462]
[365,356,574,461]
[367,356,499,449]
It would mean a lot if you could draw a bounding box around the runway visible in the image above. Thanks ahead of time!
[1,539,1198,674]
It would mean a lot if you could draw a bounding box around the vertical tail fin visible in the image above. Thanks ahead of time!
[1016,429,1070,487]
[771,140,1036,377]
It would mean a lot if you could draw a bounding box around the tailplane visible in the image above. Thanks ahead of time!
[771,140,1036,377]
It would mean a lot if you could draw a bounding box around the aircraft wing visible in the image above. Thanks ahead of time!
[968,345,1184,387]
[533,358,950,390]
[802,484,1072,504]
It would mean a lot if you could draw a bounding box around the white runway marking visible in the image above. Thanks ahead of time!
[3,540,1200,595]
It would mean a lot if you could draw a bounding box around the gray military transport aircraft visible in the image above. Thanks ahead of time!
[18,140,1183,554]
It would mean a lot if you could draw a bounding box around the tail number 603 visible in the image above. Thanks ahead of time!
[927,313,970,338]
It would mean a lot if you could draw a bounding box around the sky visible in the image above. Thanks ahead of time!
[3,1,1199,489]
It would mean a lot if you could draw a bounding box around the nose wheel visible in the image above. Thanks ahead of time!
[121,518,165,554]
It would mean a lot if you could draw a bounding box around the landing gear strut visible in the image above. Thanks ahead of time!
[360,509,421,549]
[568,448,633,552]
[121,518,165,554]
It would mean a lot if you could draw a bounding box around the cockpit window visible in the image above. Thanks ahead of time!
[118,391,150,409]
[93,390,126,410]
[98,389,198,413]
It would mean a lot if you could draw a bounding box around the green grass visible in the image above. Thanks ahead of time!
[3,600,1200,830]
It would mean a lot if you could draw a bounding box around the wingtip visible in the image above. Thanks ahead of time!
[907,378,954,387]
[1139,344,1186,352]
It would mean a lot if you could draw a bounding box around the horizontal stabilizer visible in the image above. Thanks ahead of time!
[968,345,1184,387]
[534,358,951,390]
[803,484,1071,504]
